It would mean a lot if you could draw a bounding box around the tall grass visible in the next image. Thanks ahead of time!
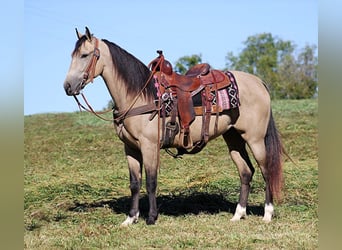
[24,99,317,249]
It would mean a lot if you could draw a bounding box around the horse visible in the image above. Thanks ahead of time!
[63,27,284,226]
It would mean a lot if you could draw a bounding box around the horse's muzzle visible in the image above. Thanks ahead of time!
[64,81,75,96]
[64,81,83,96]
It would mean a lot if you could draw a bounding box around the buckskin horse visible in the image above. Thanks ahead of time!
[63,27,284,226]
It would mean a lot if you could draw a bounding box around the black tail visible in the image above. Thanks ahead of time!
[264,110,284,202]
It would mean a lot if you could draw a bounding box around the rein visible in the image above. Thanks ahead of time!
[73,37,163,123]
[73,94,114,121]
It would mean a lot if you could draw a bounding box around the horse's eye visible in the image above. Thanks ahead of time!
[80,53,89,58]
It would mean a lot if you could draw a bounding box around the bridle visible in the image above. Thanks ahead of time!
[73,37,163,123]
[72,37,115,121]
[82,38,100,84]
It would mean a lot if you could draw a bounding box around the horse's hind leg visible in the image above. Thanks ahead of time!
[223,128,255,221]
[247,139,274,222]
[121,144,143,226]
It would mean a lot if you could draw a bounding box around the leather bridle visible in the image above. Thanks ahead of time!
[73,37,116,121]
[82,38,100,84]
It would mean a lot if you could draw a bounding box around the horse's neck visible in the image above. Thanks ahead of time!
[98,41,152,112]
[101,64,148,112]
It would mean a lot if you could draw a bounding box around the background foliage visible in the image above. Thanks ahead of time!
[175,33,318,99]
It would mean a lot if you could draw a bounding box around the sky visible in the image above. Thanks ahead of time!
[24,0,317,115]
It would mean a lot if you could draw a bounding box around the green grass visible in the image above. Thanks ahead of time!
[24,99,318,249]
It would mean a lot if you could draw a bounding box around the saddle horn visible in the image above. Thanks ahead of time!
[147,50,173,75]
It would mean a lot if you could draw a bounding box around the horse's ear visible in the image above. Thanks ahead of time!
[85,26,92,41]
[75,28,83,40]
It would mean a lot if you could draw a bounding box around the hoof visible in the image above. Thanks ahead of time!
[146,214,158,225]
[230,216,242,222]
[120,212,139,227]
[146,217,156,225]
[230,204,247,221]
[262,203,274,222]
[262,216,272,223]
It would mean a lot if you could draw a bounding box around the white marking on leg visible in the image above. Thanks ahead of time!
[120,212,139,227]
[262,203,274,222]
[230,204,247,221]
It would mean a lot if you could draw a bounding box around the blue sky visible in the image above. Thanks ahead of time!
[24,0,317,115]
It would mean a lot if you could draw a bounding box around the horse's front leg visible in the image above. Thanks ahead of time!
[121,144,143,227]
[141,140,159,225]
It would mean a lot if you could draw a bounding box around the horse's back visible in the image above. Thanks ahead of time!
[230,70,270,102]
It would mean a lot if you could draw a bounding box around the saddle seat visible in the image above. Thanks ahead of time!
[185,63,211,77]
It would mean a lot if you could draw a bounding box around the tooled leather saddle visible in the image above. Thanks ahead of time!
[149,51,234,152]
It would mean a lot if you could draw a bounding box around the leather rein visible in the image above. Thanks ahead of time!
[73,37,161,123]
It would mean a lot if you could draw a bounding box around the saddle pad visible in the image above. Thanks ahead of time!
[218,71,239,110]
[192,71,239,111]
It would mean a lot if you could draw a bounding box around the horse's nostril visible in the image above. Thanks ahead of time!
[64,82,72,95]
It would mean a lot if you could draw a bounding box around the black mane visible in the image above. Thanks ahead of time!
[102,39,156,100]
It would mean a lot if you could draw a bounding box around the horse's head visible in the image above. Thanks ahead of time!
[64,27,103,96]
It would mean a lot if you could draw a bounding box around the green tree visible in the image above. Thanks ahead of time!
[277,44,318,98]
[225,33,317,99]
[174,54,202,74]
[277,53,301,98]
[297,45,318,98]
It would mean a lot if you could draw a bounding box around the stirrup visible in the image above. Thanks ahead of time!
[179,129,193,149]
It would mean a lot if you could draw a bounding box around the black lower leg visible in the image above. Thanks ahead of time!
[129,179,141,217]
[146,174,158,225]
[265,182,273,205]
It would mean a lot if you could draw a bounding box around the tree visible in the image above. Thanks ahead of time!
[174,54,202,74]
[277,44,318,99]
[277,53,302,98]
[297,45,318,98]
[226,33,294,85]
[225,33,317,99]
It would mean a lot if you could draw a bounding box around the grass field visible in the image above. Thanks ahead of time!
[24,99,318,249]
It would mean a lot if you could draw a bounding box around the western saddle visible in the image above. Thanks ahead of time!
[149,51,232,153]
